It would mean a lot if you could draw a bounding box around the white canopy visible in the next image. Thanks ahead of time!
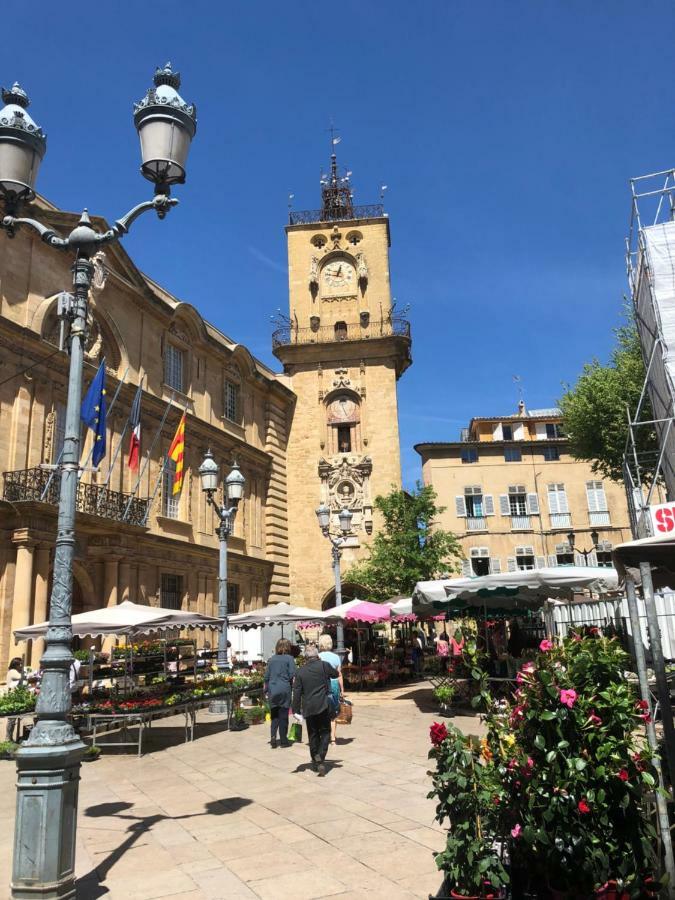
[387,597,413,616]
[229,602,327,629]
[612,534,675,590]
[13,600,224,642]
[414,567,620,611]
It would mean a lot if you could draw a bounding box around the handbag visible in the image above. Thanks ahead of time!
[336,697,353,725]
[288,721,303,743]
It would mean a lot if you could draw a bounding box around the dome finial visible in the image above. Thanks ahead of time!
[1,82,30,109]
[153,62,181,90]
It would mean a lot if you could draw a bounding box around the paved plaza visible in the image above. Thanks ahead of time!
[0,685,485,899]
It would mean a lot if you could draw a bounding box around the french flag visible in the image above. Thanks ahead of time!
[127,385,142,471]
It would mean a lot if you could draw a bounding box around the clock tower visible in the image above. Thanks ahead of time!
[274,149,412,609]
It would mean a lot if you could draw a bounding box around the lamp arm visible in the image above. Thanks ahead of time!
[103,195,179,240]
[1,215,67,247]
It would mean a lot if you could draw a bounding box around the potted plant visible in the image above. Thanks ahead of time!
[230,707,248,731]
[0,741,19,760]
[482,632,661,897]
[243,705,265,725]
[433,684,456,717]
[82,745,101,763]
[428,722,508,899]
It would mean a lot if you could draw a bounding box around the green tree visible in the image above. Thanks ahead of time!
[559,316,657,482]
[344,484,462,603]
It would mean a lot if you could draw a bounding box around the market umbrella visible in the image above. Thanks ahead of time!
[413,567,620,613]
[322,599,391,622]
[612,534,675,591]
[228,602,327,629]
[13,600,224,642]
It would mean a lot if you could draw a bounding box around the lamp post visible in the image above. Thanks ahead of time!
[0,64,196,900]
[567,529,600,566]
[316,502,353,655]
[198,450,245,712]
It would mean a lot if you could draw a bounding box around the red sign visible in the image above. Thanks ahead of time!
[649,500,675,534]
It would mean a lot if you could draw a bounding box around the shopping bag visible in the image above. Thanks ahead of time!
[288,721,303,743]
[336,698,353,725]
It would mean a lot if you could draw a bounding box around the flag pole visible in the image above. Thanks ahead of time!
[142,401,188,525]
[102,373,143,489]
[123,391,176,520]
[78,364,129,479]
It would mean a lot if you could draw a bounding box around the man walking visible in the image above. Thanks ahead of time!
[292,644,339,776]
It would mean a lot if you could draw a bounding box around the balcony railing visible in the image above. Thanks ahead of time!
[466,516,488,531]
[550,513,572,529]
[289,204,385,226]
[589,511,611,527]
[3,467,149,528]
[272,316,411,349]
[510,515,532,531]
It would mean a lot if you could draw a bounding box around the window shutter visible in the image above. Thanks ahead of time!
[586,481,599,512]
[507,557,517,572]
[536,556,546,569]
[547,554,558,567]
[588,550,598,567]
[490,558,501,574]
[527,493,540,515]
[574,551,585,567]
[493,423,503,440]
[547,485,559,515]
[596,484,608,512]
[483,494,495,516]
[455,496,467,517]
[535,423,546,440]
[559,487,569,514]
[461,560,472,576]
[499,494,510,516]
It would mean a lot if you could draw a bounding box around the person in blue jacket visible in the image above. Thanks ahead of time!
[264,638,297,748]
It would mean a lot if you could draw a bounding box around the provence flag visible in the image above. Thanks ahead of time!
[167,412,186,495]
[80,360,107,467]
[127,384,142,471]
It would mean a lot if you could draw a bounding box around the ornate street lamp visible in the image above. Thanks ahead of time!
[316,502,353,654]
[199,450,245,711]
[1,64,196,900]
[567,529,600,566]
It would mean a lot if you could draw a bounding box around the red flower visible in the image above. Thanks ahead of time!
[636,699,649,711]
[429,722,448,746]
[578,799,591,814]
[617,769,629,782]
[587,710,602,727]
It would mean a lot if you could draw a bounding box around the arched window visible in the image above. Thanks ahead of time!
[326,391,360,455]
[334,321,347,341]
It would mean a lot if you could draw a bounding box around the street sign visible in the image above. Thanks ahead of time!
[649,500,675,535]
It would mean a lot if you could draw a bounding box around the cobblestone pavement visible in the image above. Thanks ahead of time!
[0,684,486,899]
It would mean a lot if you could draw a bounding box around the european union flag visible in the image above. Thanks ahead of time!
[81,360,107,467]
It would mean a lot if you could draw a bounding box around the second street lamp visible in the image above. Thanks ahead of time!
[567,529,600,566]
[316,502,353,655]
[199,450,245,713]
[0,65,196,900]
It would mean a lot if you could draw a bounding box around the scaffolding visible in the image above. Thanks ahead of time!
[624,169,675,536]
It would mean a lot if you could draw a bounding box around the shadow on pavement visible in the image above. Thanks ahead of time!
[76,796,253,898]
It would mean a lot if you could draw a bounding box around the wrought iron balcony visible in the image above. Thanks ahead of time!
[3,467,149,527]
[289,204,385,226]
[272,316,410,349]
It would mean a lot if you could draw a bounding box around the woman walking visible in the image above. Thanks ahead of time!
[318,634,343,744]
[264,638,297,748]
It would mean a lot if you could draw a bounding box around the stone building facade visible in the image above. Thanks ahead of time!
[416,405,633,575]
[0,197,293,672]
[273,153,411,608]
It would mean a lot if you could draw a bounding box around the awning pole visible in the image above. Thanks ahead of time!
[626,575,675,893]
[639,562,675,788]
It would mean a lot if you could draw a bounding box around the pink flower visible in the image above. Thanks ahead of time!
[516,662,536,684]
[539,639,553,652]
[526,757,535,769]
[511,824,522,839]
[587,710,602,727]
[559,688,577,709]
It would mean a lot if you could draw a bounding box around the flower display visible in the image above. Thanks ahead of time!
[429,721,448,746]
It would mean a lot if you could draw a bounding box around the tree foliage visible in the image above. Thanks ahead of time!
[559,316,657,482]
[344,484,462,603]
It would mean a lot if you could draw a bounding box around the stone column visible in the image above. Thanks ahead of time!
[104,558,119,607]
[118,562,131,604]
[10,539,36,666]
[30,545,51,669]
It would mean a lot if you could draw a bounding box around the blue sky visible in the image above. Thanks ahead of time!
[5,1,675,488]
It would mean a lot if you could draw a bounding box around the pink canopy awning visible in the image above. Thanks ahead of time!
[322,599,391,623]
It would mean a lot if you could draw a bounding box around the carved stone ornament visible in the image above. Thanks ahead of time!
[169,322,191,345]
[356,252,368,283]
[44,409,55,462]
[332,367,351,389]
[331,226,342,249]
[90,250,108,294]
[309,256,319,287]
[318,455,373,530]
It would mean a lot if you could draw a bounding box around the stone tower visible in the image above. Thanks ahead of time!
[274,149,412,608]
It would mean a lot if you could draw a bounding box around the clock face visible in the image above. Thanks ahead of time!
[322,260,355,296]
